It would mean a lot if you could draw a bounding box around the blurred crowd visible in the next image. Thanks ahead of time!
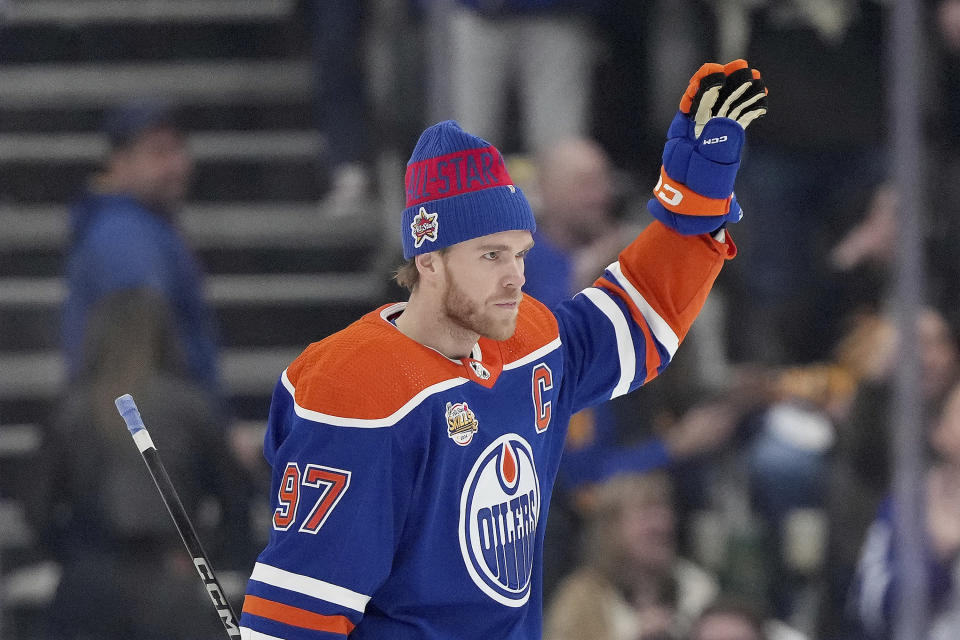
[7,0,960,638]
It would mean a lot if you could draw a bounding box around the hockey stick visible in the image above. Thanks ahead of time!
[114,393,241,638]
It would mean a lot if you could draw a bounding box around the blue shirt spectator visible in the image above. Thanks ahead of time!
[63,192,219,391]
[62,99,221,394]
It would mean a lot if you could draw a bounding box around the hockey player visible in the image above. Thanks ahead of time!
[238,60,767,639]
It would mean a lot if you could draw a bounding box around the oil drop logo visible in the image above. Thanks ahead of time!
[458,434,540,607]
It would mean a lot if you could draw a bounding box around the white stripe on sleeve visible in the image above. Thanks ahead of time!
[580,287,635,398]
[606,261,679,358]
[241,627,285,640]
[249,562,371,613]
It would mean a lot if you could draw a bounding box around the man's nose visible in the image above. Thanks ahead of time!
[503,259,525,289]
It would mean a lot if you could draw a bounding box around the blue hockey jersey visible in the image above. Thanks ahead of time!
[239,221,735,639]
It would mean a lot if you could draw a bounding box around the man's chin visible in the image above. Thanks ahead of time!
[483,318,518,342]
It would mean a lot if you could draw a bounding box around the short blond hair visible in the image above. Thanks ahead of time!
[394,259,419,291]
[393,247,448,292]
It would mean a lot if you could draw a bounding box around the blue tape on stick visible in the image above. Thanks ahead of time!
[114,394,146,435]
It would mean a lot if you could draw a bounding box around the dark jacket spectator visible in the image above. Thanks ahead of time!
[33,288,250,639]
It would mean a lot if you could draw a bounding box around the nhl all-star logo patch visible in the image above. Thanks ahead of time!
[446,401,479,446]
[410,206,439,248]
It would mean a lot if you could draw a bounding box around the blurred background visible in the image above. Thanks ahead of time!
[2,0,960,639]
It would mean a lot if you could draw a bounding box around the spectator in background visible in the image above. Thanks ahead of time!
[689,597,807,640]
[690,599,768,640]
[929,0,960,332]
[847,377,960,640]
[61,99,221,397]
[544,471,719,640]
[827,0,960,338]
[708,0,888,365]
[525,137,638,306]
[308,0,377,217]
[32,288,251,639]
[448,0,607,155]
[822,306,960,636]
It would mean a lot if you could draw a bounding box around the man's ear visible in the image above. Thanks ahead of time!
[415,251,441,280]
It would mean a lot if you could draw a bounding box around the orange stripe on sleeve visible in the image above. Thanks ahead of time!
[594,277,663,384]
[243,595,355,636]
[616,222,735,344]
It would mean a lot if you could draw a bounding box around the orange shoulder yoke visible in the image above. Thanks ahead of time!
[494,294,560,365]
[285,307,462,421]
[286,300,560,421]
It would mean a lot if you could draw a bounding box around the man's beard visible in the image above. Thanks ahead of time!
[442,270,518,342]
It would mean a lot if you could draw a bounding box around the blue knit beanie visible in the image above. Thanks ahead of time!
[401,120,536,259]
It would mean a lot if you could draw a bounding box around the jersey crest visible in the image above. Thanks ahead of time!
[446,401,479,446]
[458,434,540,607]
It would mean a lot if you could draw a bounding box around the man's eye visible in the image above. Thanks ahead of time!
[483,252,499,260]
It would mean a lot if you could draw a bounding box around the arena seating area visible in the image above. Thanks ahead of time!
[0,2,396,635]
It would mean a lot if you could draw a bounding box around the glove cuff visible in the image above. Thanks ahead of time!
[647,198,727,236]
[647,194,743,237]
[653,166,732,216]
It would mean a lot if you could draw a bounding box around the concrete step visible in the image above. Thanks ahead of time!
[0,1,306,64]
[0,289,391,351]
[0,272,386,308]
[0,129,325,203]
[4,163,323,204]
[0,346,303,399]
[3,0,295,25]
[6,166,324,204]
[0,102,312,134]
[0,202,368,250]
[0,21,306,65]
[0,393,268,426]
[0,60,312,107]
[0,244,382,278]
[0,202,388,279]
[0,273,391,351]
[0,130,320,163]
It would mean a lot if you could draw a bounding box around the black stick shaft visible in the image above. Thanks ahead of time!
[115,394,242,638]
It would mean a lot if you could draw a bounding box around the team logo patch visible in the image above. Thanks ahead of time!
[410,206,439,248]
[469,361,490,380]
[446,401,479,446]
[459,434,540,607]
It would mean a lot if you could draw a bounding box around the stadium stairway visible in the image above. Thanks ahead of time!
[0,1,400,635]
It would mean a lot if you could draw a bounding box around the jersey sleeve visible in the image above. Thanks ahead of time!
[239,374,419,640]
[553,220,734,414]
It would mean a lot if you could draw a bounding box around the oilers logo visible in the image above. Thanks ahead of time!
[459,434,540,607]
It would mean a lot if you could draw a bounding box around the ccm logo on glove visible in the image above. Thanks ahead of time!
[654,175,683,206]
[702,136,728,145]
